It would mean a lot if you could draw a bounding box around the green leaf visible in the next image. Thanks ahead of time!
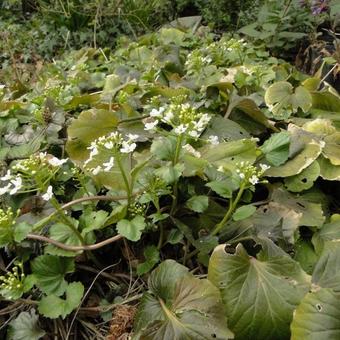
[136,245,160,275]
[266,139,323,177]
[260,131,290,166]
[312,241,340,291]
[202,116,250,141]
[7,309,45,340]
[312,215,340,253]
[38,282,84,319]
[13,222,32,243]
[134,260,233,339]
[81,210,109,234]
[284,161,320,192]
[225,93,273,129]
[232,204,256,221]
[271,187,325,227]
[66,109,119,162]
[294,240,318,275]
[116,215,146,242]
[208,242,310,340]
[291,288,340,340]
[45,222,83,257]
[166,229,183,245]
[159,28,185,45]
[265,81,312,118]
[154,163,184,184]
[323,132,340,165]
[206,180,233,198]
[186,195,209,213]
[318,155,340,180]
[31,255,75,296]
[150,136,177,161]
[200,139,257,170]
[252,202,302,244]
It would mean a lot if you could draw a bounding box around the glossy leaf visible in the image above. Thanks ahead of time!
[134,260,233,339]
[208,242,310,340]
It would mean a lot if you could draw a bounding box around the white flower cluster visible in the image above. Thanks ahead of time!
[12,152,68,173]
[144,101,212,138]
[0,153,67,197]
[0,171,22,195]
[84,131,138,175]
[218,162,270,186]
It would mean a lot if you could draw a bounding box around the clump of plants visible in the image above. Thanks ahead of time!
[1,18,340,339]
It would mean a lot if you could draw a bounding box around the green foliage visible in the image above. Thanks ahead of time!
[239,0,319,54]
[38,281,84,319]
[0,13,339,339]
[134,260,233,339]
[7,310,45,340]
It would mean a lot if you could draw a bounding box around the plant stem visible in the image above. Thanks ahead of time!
[32,194,131,232]
[157,222,164,250]
[50,198,85,244]
[212,183,246,236]
[173,134,183,166]
[116,154,132,207]
[170,134,184,215]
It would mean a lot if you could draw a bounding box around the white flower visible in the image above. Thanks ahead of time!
[42,185,53,201]
[174,124,188,135]
[0,170,12,181]
[183,144,201,158]
[163,111,174,123]
[259,164,271,172]
[208,135,219,145]
[0,184,11,195]
[48,157,68,167]
[217,166,224,172]
[104,141,114,149]
[127,134,139,141]
[239,173,245,179]
[144,121,158,131]
[188,130,200,138]
[92,166,102,175]
[89,146,99,157]
[103,157,115,172]
[120,141,136,153]
[249,175,259,185]
[150,107,165,118]
[39,152,47,159]
[9,177,22,195]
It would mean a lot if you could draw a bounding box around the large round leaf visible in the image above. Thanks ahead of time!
[208,242,310,340]
[66,109,119,161]
[265,140,323,177]
[265,81,312,118]
[318,155,340,180]
[291,288,340,340]
[284,161,320,192]
[134,260,233,340]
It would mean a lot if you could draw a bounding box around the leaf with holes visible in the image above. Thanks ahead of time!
[208,241,310,340]
[284,161,320,192]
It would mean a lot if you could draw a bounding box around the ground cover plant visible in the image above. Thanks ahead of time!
[1,3,340,340]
